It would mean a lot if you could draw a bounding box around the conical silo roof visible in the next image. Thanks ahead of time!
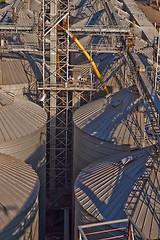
[0,52,43,96]
[0,90,47,143]
[125,158,160,239]
[73,87,145,146]
[0,53,28,86]
[74,147,159,239]
[0,152,40,233]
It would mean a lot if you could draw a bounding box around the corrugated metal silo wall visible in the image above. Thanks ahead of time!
[0,83,28,96]
[74,198,98,240]
[0,126,46,240]
[0,198,39,240]
[73,125,131,181]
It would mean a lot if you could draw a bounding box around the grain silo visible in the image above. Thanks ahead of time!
[0,52,42,97]
[0,89,47,239]
[74,146,159,240]
[0,52,30,95]
[73,86,148,180]
[0,152,40,240]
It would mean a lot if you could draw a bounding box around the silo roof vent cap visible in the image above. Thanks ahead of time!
[121,155,134,165]
[112,99,122,108]
[0,98,8,106]
[0,91,14,106]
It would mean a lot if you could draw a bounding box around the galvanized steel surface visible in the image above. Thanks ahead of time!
[125,159,160,239]
[74,147,159,239]
[16,8,34,26]
[0,52,42,95]
[71,0,104,20]
[0,53,28,86]
[30,0,41,12]
[121,0,158,41]
[20,32,39,46]
[73,87,147,180]
[0,89,47,239]
[0,90,47,143]
[0,153,39,235]
[73,125,131,180]
[73,87,143,146]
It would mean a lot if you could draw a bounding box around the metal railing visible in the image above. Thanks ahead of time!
[78,218,146,240]
[70,25,131,35]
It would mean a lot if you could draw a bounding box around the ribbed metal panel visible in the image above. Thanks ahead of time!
[74,147,160,239]
[125,159,160,239]
[20,33,39,47]
[30,0,41,12]
[71,0,104,20]
[73,87,147,179]
[0,53,27,84]
[0,152,39,240]
[17,9,34,26]
[0,90,46,143]
[0,89,47,239]
[0,3,12,22]
[74,87,140,143]
[0,53,29,95]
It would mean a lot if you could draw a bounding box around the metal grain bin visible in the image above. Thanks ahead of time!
[73,87,147,179]
[0,153,40,240]
[74,147,159,239]
[0,53,30,96]
[0,90,47,239]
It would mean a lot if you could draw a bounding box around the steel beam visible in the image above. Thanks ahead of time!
[70,26,130,35]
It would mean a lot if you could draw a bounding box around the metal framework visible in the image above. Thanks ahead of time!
[40,1,97,239]
[1,1,159,239]
[0,1,130,239]
[40,1,137,238]
[41,1,70,239]
[155,30,160,92]
[78,218,146,240]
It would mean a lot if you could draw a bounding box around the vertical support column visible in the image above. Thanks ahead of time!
[50,0,57,190]
[155,30,160,91]
[40,2,47,239]
[64,90,68,187]
[64,1,70,188]
[72,91,81,110]
[128,219,131,240]
[42,0,45,94]
[64,208,70,240]
[44,1,71,238]
[28,0,31,10]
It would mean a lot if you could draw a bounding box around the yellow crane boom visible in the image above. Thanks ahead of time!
[60,26,109,94]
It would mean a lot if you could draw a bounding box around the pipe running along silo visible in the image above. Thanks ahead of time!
[0,90,47,239]
[73,86,149,180]
[0,152,40,240]
[74,146,160,240]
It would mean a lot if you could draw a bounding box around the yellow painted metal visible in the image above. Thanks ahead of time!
[103,84,109,94]
[57,52,61,77]
[72,35,109,94]
[61,26,109,94]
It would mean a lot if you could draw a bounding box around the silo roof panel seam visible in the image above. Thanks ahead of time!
[75,148,154,222]
[1,167,38,187]
[0,90,47,143]
[0,154,39,206]
[74,88,141,146]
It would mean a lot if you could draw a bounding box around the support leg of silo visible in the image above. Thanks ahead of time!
[64,208,69,240]
[128,219,131,240]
